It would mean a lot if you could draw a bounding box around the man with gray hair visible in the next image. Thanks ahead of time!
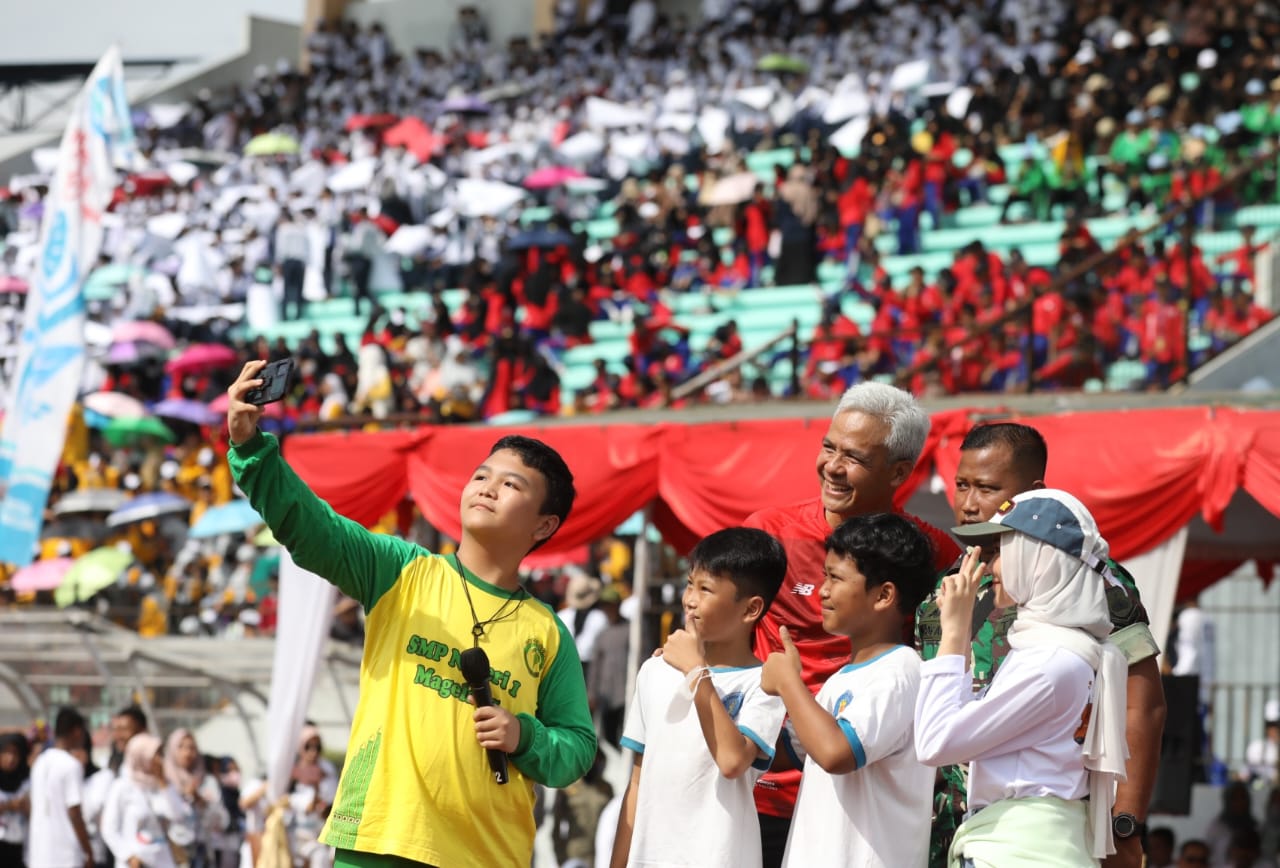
[746,381,960,868]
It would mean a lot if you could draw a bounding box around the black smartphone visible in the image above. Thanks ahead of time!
[244,358,295,405]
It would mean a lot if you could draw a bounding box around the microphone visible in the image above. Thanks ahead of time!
[459,646,509,785]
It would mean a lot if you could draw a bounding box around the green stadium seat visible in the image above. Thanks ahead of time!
[1105,360,1147,391]
[1234,206,1280,230]
[520,206,555,226]
[951,205,1003,228]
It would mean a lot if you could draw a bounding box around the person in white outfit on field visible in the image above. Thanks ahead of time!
[100,733,188,868]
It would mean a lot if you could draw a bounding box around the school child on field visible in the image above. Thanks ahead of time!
[761,512,937,868]
[914,489,1129,867]
[610,527,789,868]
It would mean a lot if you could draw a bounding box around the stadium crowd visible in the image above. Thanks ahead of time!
[1,0,1278,428]
[0,0,1274,647]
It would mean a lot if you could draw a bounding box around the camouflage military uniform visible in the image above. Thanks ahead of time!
[914,556,1157,868]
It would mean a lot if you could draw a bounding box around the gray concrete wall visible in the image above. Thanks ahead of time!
[1188,317,1280,393]
[345,0,537,52]
[0,17,303,183]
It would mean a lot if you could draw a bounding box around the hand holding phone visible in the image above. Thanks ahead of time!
[243,358,295,406]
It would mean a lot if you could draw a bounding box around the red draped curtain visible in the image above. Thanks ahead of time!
[283,408,1280,572]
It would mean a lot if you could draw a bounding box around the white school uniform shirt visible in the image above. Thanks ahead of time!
[915,646,1094,810]
[99,777,180,868]
[0,779,29,844]
[620,656,784,868]
[27,748,86,868]
[781,645,932,868]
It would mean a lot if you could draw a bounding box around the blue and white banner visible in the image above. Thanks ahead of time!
[0,47,136,566]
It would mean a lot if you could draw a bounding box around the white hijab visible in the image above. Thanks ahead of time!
[1002,492,1128,860]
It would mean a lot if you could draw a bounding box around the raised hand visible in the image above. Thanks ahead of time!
[761,626,803,697]
[226,360,268,446]
[937,546,985,659]
[661,614,706,675]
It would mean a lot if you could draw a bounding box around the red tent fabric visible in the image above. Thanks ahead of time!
[282,408,1280,565]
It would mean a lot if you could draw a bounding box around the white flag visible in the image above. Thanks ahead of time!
[0,47,136,565]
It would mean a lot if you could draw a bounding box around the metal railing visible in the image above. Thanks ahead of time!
[1207,682,1280,777]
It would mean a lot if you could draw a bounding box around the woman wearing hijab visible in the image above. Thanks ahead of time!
[163,729,228,868]
[288,724,338,868]
[915,489,1129,867]
[100,733,184,868]
[0,732,31,865]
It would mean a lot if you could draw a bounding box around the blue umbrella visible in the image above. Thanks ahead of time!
[440,95,491,115]
[189,499,264,539]
[152,398,220,427]
[106,492,193,528]
[507,229,576,251]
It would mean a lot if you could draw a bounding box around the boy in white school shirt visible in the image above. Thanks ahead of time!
[761,513,937,868]
[611,527,789,868]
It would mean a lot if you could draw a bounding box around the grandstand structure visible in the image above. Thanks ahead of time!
[3,0,1280,815]
[246,142,1280,403]
[0,608,360,771]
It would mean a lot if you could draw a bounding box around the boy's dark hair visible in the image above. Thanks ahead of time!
[825,514,935,615]
[489,435,576,546]
[960,422,1048,480]
[115,703,149,732]
[1148,826,1174,849]
[54,707,87,739]
[688,527,787,617]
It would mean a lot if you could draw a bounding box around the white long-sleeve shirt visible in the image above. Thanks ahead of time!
[914,646,1094,810]
[99,778,182,868]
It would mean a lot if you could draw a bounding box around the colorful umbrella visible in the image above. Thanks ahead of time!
[82,391,148,419]
[344,113,399,132]
[152,397,220,426]
[105,492,193,528]
[111,320,175,349]
[507,229,576,251]
[244,132,300,156]
[55,546,133,607]
[52,489,129,516]
[165,344,240,376]
[103,416,177,447]
[757,53,810,74]
[523,166,587,190]
[104,341,167,367]
[189,499,264,539]
[440,95,491,115]
[84,263,145,301]
[700,172,762,206]
[383,117,441,161]
[253,526,279,547]
[9,558,75,593]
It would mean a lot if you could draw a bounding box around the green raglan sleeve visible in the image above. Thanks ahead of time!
[228,430,417,612]
[509,614,597,788]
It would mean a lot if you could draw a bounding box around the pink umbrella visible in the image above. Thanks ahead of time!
[10,558,75,592]
[208,391,284,418]
[82,391,148,419]
[166,344,240,376]
[112,320,176,350]
[0,275,28,294]
[523,166,587,190]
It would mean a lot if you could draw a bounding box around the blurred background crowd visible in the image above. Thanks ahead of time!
[0,0,1278,640]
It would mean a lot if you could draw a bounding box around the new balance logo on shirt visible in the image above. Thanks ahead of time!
[792,583,816,596]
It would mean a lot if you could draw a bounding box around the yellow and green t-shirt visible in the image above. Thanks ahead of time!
[230,432,597,867]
